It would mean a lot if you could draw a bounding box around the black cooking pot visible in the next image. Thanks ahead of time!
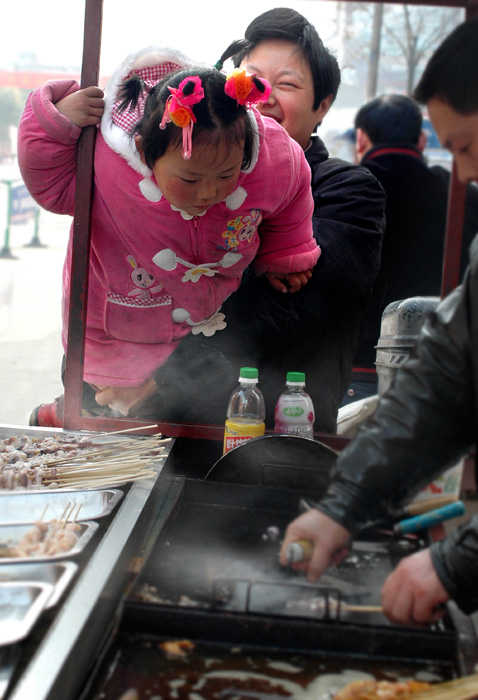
[205,434,337,492]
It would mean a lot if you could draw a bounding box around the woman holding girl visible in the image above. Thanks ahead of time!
[19,47,320,420]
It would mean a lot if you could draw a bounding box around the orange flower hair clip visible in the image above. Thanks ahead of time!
[160,76,205,159]
[224,68,271,108]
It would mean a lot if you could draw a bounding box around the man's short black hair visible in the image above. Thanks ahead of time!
[414,17,478,114]
[355,94,423,146]
[229,7,341,110]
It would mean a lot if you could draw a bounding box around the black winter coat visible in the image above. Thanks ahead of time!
[316,234,478,613]
[354,143,478,370]
[142,136,385,433]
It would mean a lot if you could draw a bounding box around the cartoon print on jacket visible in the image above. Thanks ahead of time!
[126,254,163,299]
[152,248,242,283]
[221,210,262,251]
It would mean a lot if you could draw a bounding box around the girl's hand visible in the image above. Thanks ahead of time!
[381,549,450,626]
[265,269,313,293]
[94,377,157,416]
[279,509,352,582]
[55,86,105,127]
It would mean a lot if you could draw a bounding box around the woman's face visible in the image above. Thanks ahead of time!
[427,97,478,186]
[150,139,245,216]
[241,39,332,150]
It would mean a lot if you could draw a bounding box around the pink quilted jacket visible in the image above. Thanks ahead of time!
[18,50,319,387]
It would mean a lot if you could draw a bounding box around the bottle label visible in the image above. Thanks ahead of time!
[283,406,305,417]
[274,393,315,438]
[274,423,314,437]
[223,419,265,453]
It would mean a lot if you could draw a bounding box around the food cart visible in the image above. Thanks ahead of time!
[2,428,478,700]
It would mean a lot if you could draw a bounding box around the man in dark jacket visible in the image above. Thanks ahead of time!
[343,93,478,403]
[280,17,478,626]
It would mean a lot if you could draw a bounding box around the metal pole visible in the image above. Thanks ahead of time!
[24,206,46,248]
[0,180,18,259]
[63,0,103,429]
[366,3,384,100]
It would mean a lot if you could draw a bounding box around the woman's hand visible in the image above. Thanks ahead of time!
[265,268,313,293]
[55,86,105,127]
[279,509,352,582]
[94,377,157,416]
[381,549,450,626]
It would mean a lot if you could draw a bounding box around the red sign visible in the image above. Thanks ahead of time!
[0,70,109,89]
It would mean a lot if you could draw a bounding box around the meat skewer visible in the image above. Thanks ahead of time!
[0,500,85,559]
[0,432,170,490]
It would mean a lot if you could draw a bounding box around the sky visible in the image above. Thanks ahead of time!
[2,0,339,74]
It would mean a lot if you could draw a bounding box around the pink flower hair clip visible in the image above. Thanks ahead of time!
[224,68,271,108]
[160,76,205,159]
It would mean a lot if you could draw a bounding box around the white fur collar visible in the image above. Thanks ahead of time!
[138,177,249,212]
[101,45,205,177]
[101,47,261,184]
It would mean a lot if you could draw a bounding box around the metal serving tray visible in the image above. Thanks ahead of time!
[0,581,53,646]
[0,522,99,564]
[0,561,78,608]
[0,489,122,525]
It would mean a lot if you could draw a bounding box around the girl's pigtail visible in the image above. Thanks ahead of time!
[139,84,159,126]
[252,76,268,95]
[117,74,146,113]
[181,80,196,97]
[215,39,251,70]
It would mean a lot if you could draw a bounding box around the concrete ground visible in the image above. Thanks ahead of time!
[0,209,68,426]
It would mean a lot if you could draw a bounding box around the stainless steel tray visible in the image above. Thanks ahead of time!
[0,561,78,608]
[0,522,99,564]
[0,489,122,525]
[0,581,53,646]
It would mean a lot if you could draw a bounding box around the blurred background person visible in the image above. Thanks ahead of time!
[342,93,478,405]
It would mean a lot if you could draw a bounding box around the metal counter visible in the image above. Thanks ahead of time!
[1,426,174,700]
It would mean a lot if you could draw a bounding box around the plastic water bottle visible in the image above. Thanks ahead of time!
[223,367,266,453]
[274,371,315,439]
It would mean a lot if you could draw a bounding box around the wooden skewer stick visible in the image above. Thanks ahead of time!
[60,502,77,529]
[39,504,50,522]
[56,472,156,489]
[51,464,156,478]
[50,461,152,474]
[42,441,167,467]
[341,603,383,613]
[97,425,161,437]
[58,502,72,523]
[410,673,478,700]
[65,472,155,486]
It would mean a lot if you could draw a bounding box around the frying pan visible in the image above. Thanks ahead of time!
[204,434,338,490]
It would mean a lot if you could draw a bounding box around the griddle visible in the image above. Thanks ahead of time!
[79,460,477,700]
[124,477,460,661]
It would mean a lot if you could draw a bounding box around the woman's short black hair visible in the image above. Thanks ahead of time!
[414,17,478,114]
[219,7,341,110]
[128,67,257,169]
